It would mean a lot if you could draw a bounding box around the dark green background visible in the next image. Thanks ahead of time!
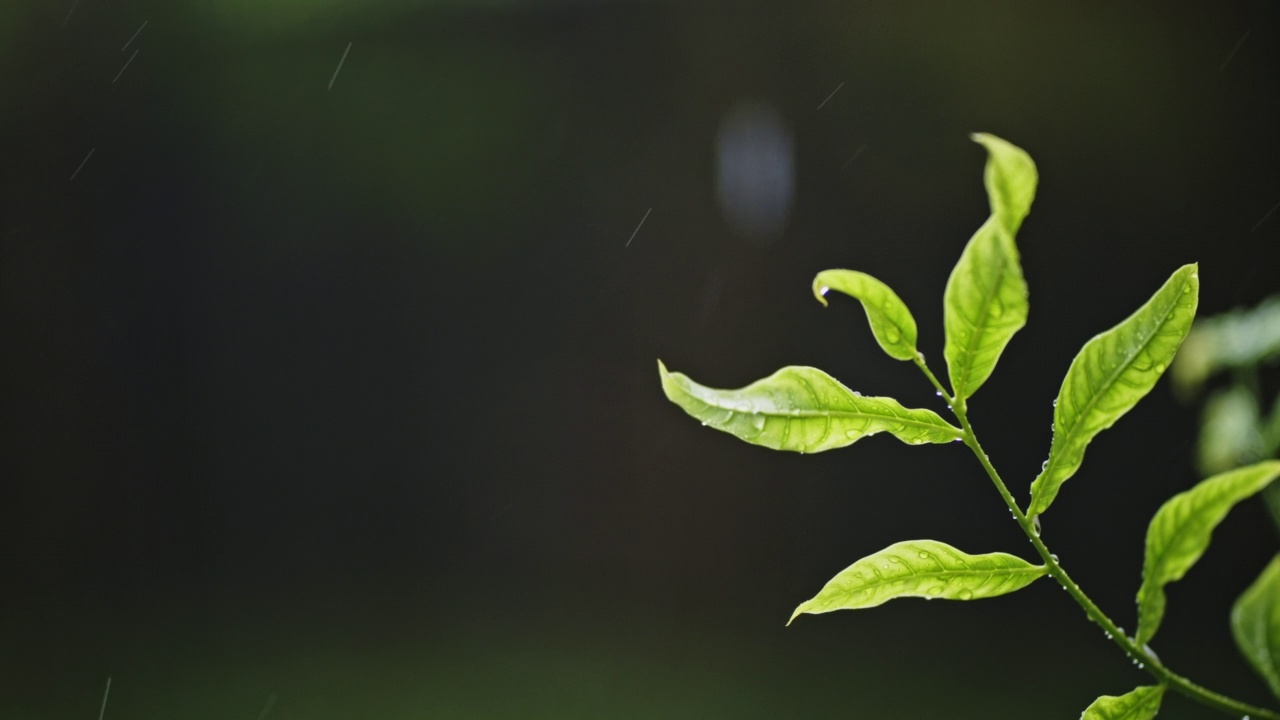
[3,1,1279,717]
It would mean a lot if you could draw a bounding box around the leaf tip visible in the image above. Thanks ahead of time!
[786,604,809,626]
[811,274,830,307]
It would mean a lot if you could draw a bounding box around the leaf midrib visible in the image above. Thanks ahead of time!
[676,384,961,437]
[953,225,1011,397]
[838,565,1045,593]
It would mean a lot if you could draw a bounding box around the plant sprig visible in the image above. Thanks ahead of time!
[659,134,1280,719]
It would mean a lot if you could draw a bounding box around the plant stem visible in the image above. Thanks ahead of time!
[913,355,1280,720]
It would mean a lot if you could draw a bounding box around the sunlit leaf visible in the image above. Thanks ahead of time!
[1080,685,1165,720]
[943,135,1036,401]
[812,270,918,361]
[658,362,962,453]
[1196,386,1264,476]
[788,539,1046,623]
[1028,265,1199,518]
[1135,461,1280,645]
[1233,553,1280,700]
[972,133,1037,236]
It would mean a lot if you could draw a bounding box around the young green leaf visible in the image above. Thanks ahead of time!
[1028,265,1200,518]
[1232,553,1280,700]
[658,361,963,453]
[812,270,918,361]
[972,133,1038,236]
[788,539,1047,623]
[942,134,1037,401]
[1080,685,1165,720]
[1135,460,1280,645]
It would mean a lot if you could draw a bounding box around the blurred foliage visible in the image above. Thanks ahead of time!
[1174,297,1280,395]
[1175,296,1280,528]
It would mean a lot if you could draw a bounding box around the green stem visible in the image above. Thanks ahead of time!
[913,355,1280,720]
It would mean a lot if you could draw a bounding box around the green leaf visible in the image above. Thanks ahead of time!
[1135,460,1280,645]
[1233,553,1280,700]
[1028,265,1200,518]
[943,134,1037,401]
[1080,685,1165,720]
[812,270,919,361]
[972,133,1038,236]
[658,362,963,453]
[788,539,1047,623]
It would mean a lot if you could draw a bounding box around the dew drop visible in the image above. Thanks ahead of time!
[750,414,766,431]
[1050,554,1059,563]
[885,329,901,344]
[818,285,830,297]
[1031,515,1042,537]
[844,429,860,439]
[888,557,901,564]
[1155,362,1166,373]
[957,589,973,600]
[918,551,930,559]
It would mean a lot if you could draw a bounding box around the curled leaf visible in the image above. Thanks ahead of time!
[972,132,1038,236]
[812,269,918,361]
[658,361,962,453]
